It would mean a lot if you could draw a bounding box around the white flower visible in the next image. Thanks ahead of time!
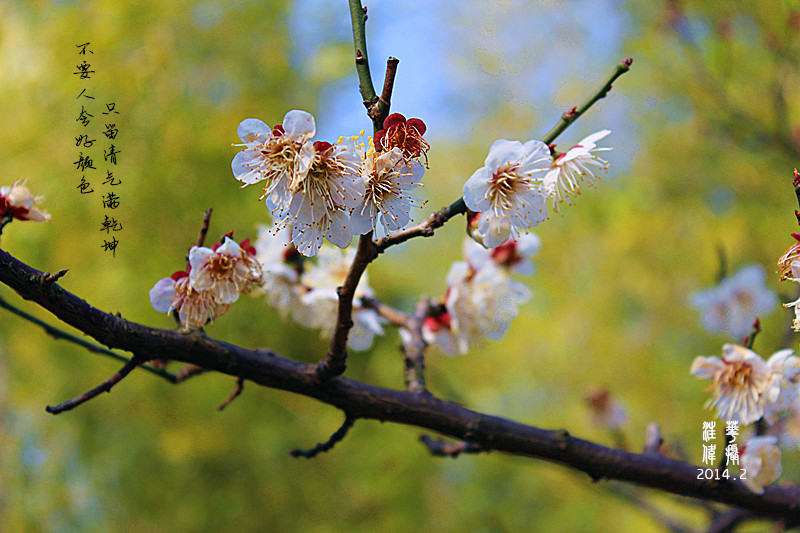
[351,147,425,236]
[189,237,263,304]
[543,130,610,211]
[148,271,230,331]
[287,140,365,256]
[463,139,552,248]
[231,110,316,213]
[740,436,782,494]
[690,344,798,425]
[463,233,540,275]
[691,265,777,339]
[253,224,303,318]
[0,179,51,222]
[432,261,531,354]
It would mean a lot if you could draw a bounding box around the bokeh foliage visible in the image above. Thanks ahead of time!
[1,1,800,531]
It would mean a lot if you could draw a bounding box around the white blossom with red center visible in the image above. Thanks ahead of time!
[463,233,540,276]
[690,344,799,425]
[189,236,263,304]
[463,139,552,248]
[287,139,365,256]
[543,130,611,211]
[425,261,530,355]
[0,179,51,222]
[231,110,316,216]
[740,436,782,494]
[351,147,425,236]
[149,270,230,331]
[691,265,777,339]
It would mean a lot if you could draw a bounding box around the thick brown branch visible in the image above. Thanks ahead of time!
[375,197,467,253]
[46,356,142,414]
[1,248,800,521]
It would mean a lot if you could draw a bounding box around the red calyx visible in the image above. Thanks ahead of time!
[491,240,521,267]
[238,238,257,257]
[383,113,406,129]
[171,269,190,281]
[313,140,333,155]
[272,124,285,136]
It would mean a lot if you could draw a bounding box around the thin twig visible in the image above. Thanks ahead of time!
[378,57,399,113]
[46,356,142,414]
[175,363,208,382]
[361,296,411,328]
[290,413,356,459]
[195,208,213,249]
[540,57,633,145]
[348,0,378,124]
[217,377,245,411]
[419,435,487,458]
[0,293,177,383]
[402,297,430,393]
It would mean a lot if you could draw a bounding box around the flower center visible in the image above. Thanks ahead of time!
[718,360,754,388]
[488,163,524,212]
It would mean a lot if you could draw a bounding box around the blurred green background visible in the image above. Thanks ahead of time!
[2,0,800,531]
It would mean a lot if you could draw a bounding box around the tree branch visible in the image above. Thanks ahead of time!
[540,57,632,145]
[0,293,177,383]
[315,232,378,379]
[290,412,356,458]
[1,248,800,520]
[45,355,142,414]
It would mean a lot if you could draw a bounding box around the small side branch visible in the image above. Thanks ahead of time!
[420,435,487,458]
[377,57,399,119]
[348,1,378,111]
[290,413,356,459]
[402,297,430,393]
[541,57,633,145]
[46,356,142,414]
[376,197,467,253]
[0,294,177,383]
[705,508,754,533]
[217,377,245,411]
[195,208,213,249]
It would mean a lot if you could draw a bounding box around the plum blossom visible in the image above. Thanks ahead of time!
[149,236,262,330]
[463,233,540,276]
[777,234,800,282]
[231,110,316,213]
[463,139,552,248]
[351,146,425,236]
[149,270,230,331]
[189,236,263,304]
[691,265,777,339]
[373,113,430,166]
[425,261,531,355]
[0,179,51,222]
[543,130,611,211]
[690,344,800,425]
[740,436,782,494]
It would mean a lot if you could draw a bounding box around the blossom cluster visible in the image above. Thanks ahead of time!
[422,235,538,355]
[232,110,427,257]
[149,236,263,330]
[253,223,383,351]
[688,237,800,493]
